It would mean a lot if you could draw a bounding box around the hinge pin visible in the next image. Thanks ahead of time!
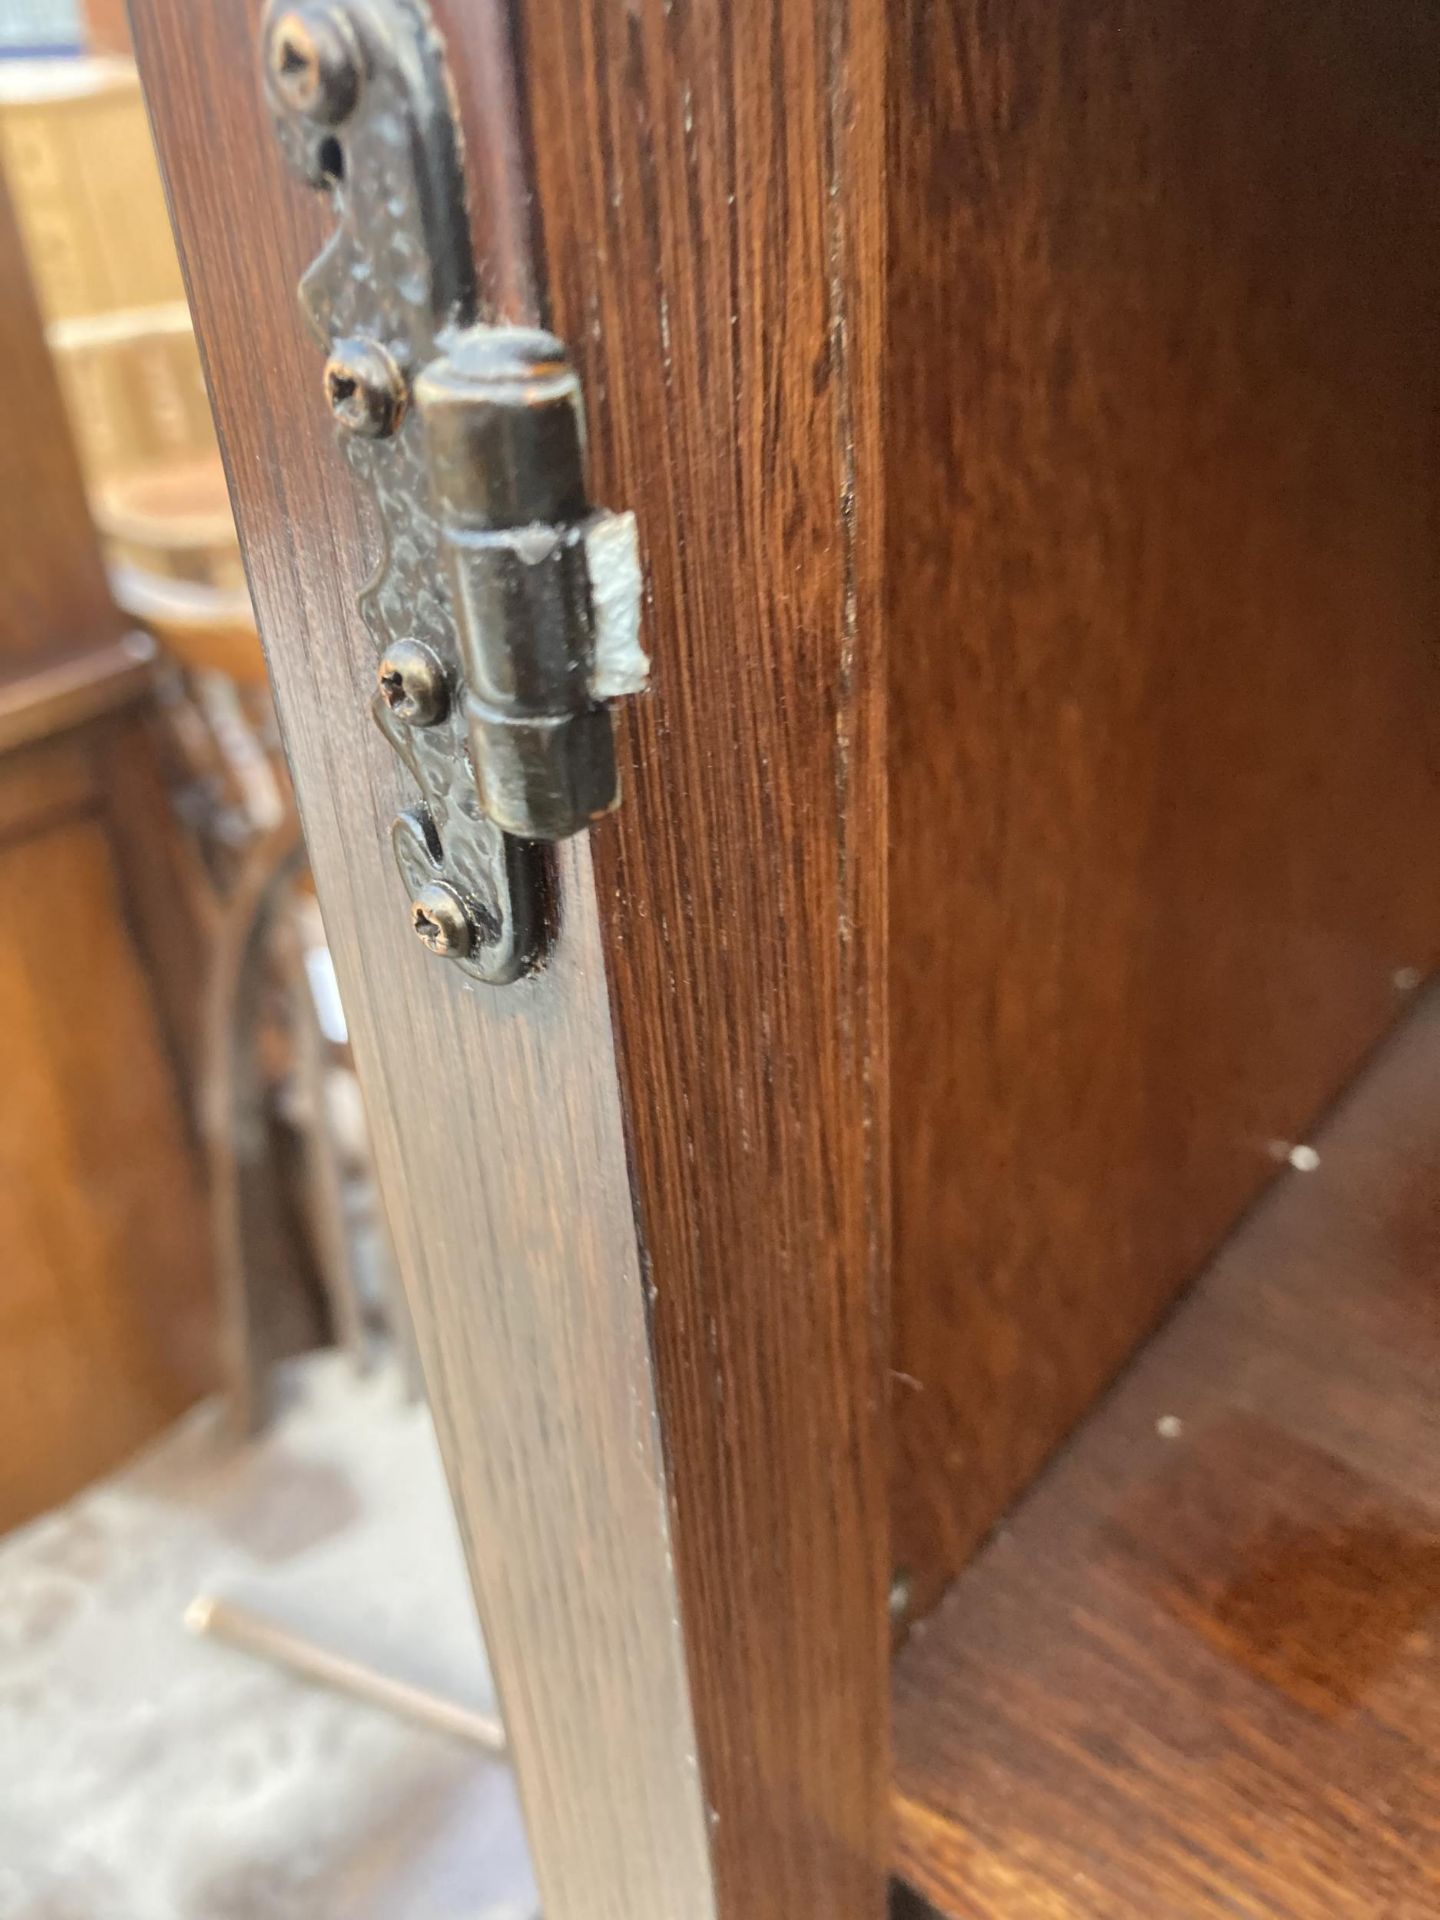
[417,328,620,841]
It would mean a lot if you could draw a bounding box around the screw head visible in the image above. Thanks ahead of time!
[410,882,473,959]
[268,6,360,125]
[324,337,406,438]
[377,639,449,727]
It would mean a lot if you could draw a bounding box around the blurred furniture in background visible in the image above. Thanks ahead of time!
[0,42,404,1519]
[0,52,244,601]
[78,0,130,59]
[0,166,214,1531]
[0,56,181,325]
[0,0,80,58]
[0,1348,533,1918]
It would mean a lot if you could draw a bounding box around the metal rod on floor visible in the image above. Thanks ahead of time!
[185,1594,508,1755]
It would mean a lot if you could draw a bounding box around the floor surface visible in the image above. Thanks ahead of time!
[0,1352,537,1920]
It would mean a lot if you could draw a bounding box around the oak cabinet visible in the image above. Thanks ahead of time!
[129,4,1440,1916]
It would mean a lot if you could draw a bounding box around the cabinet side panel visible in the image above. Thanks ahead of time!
[890,0,1440,1612]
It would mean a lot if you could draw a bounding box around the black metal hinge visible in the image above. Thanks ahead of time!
[260,0,645,984]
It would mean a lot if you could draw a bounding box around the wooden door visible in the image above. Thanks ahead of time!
[127,6,891,1920]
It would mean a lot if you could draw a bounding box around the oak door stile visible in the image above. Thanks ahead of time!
[129,4,717,1918]
[131,2,892,1918]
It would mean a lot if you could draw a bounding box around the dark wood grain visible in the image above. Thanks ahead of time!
[888,0,1440,1613]
[134,2,891,1911]
[893,988,1440,1919]
[516,4,891,1914]
[127,2,903,1915]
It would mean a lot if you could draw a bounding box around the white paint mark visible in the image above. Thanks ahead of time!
[303,943,348,1046]
[1288,1144,1320,1172]
[586,512,648,697]
[1156,1414,1183,1441]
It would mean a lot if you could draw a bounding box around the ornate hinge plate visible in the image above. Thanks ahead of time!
[260,0,645,984]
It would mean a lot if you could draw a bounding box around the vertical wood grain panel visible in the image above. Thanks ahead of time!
[504,2,893,1913]
[888,0,1440,1614]
[129,6,717,1917]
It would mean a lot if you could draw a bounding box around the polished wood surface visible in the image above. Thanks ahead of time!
[0,150,202,1069]
[893,989,1440,1919]
[888,0,1440,1613]
[134,2,892,1913]
[131,5,715,1917]
[518,3,892,1914]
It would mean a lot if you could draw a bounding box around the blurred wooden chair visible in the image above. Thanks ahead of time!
[1,52,407,1433]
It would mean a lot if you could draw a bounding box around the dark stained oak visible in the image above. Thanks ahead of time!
[893,990,1440,1920]
[131,3,891,1916]
[130,5,717,1914]
[516,3,892,1914]
[888,0,1440,1614]
[133,0,1440,1905]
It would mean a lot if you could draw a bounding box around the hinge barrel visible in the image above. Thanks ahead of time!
[417,327,621,842]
